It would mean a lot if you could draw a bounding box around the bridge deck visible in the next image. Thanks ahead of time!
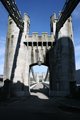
[30,83,49,99]
[0,83,80,120]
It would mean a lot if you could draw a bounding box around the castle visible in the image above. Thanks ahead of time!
[3,13,75,97]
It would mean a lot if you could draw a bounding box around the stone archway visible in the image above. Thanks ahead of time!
[28,62,49,98]
[29,63,49,91]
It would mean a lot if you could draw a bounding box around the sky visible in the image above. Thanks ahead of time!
[0,0,80,74]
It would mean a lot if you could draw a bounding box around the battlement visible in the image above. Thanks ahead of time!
[26,32,55,42]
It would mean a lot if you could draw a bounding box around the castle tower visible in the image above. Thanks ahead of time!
[49,16,76,96]
[4,16,19,81]
[58,16,76,95]
[4,13,30,96]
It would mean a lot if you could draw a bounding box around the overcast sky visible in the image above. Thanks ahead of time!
[0,0,80,74]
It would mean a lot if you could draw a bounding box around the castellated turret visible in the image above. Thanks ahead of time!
[58,15,75,87]
[49,14,75,96]
[3,13,30,96]
[4,16,19,81]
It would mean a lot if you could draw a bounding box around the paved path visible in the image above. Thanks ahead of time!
[30,83,49,99]
[0,83,80,120]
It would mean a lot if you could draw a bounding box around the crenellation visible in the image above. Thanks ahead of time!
[27,33,54,42]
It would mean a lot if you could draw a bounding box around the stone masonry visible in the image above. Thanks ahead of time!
[3,13,75,97]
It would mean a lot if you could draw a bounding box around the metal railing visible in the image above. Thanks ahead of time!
[0,0,24,31]
[56,0,80,33]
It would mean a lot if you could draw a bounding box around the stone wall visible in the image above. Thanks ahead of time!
[3,12,75,97]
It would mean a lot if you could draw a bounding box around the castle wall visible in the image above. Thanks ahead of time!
[3,12,75,97]
[49,17,76,96]
[4,16,19,80]
[3,14,31,96]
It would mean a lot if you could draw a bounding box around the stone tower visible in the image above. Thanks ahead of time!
[4,13,30,96]
[48,14,75,96]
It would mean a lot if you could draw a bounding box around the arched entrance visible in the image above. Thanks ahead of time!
[28,63,49,97]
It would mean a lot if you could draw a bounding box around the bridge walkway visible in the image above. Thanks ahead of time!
[30,83,49,99]
[0,83,80,120]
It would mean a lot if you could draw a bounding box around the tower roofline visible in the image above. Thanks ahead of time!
[24,13,30,19]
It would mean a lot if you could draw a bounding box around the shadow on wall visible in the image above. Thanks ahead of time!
[10,30,23,81]
[0,37,79,100]
[0,30,26,100]
[0,79,29,101]
[45,36,76,96]
[0,79,49,101]
[0,78,3,82]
